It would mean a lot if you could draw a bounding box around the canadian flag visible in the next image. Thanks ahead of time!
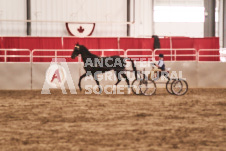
[66,23,95,37]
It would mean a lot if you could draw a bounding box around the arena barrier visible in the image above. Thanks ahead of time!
[198,49,220,61]
[31,62,82,89]
[69,61,225,89]
[1,49,226,90]
[0,49,31,90]
[153,48,197,61]
[198,62,226,88]
[31,49,83,89]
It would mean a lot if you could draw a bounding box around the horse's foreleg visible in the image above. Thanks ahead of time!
[78,73,88,91]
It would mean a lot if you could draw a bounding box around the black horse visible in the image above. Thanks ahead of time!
[71,43,137,93]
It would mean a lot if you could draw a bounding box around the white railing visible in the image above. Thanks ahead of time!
[0,49,31,62]
[32,49,125,63]
[153,48,197,61]
[198,49,220,61]
[90,49,125,57]
[1,48,224,63]
[219,48,226,62]
[125,49,152,61]
[32,49,78,62]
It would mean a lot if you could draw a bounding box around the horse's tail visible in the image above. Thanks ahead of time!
[129,59,137,80]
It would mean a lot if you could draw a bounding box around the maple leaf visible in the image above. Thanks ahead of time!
[77,26,84,33]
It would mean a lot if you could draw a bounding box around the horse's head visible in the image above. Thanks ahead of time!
[71,43,93,60]
[71,43,82,59]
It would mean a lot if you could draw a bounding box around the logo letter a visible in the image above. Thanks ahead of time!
[51,69,61,82]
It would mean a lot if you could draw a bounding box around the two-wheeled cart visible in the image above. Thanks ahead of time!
[131,68,188,96]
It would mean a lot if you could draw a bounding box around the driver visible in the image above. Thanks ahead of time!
[155,53,165,71]
[149,54,165,80]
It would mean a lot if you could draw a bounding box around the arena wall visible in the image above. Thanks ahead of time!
[0,62,226,90]
[0,63,31,90]
[198,62,226,88]
[31,63,82,89]
[164,62,198,88]
[32,63,128,90]
[71,61,226,89]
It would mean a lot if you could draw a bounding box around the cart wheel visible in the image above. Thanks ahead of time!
[131,79,142,95]
[171,79,188,96]
[140,80,156,96]
[166,79,174,94]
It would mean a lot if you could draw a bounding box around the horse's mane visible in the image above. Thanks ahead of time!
[80,45,98,58]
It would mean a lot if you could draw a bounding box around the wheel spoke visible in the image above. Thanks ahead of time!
[141,80,156,96]
[171,79,188,96]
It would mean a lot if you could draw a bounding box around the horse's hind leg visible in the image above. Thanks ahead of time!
[92,73,102,94]
[121,73,131,94]
[78,72,89,91]
[121,73,130,88]
[114,71,122,86]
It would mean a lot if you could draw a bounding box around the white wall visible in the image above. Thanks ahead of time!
[153,0,204,37]
[130,0,153,37]
[0,0,154,37]
[0,0,208,37]
[30,0,128,37]
[0,0,26,36]
[154,22,203,37]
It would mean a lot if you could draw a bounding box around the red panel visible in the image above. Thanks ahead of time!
[33,58,53,62]
[33,51,55,56]
[0,58,4,62]
[171,37,194,48]
[194,37,219,61]
[199,50,220,61]
[2,37,62,50]
[39,37,62,49]
[98,38,118,49]
[63,37,99,49]
[7,51,30,55]
[194,37,219,50]
[126,51,152,55]
[57,51,72,56]
[63,37,118,49]
[2,37,21,49]
[0,37,220,62]
[154,49,174,55]
[104,51,124,56]
[176,56,196,61]
[129,57,152,62]
[119,38,154,50]
[159,38,170,48]
[6,57,30,62]
[199,57,220,61]
[2,37,62,62]
[0,51,5,55]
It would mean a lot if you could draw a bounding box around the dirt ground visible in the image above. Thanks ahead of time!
[0,88,226,151]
